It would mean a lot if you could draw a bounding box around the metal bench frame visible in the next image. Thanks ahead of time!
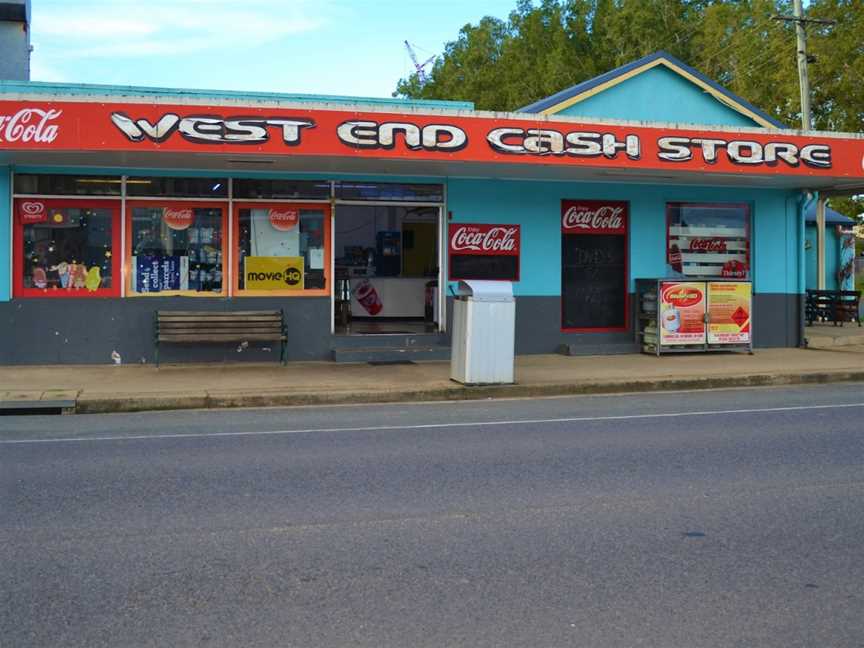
[805,290,861,327]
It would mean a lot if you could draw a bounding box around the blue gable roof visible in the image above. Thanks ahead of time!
[804,204,855,225]
[519,51,785,129]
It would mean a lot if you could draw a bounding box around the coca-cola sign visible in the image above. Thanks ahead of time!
[449,224,519,256]
[163,207,194,231]
[561,200,627,235]
[688,237,727,253]
[268,208,299,232]
[448,223,520,281]
[18,200,47,224]
[0,108,62,144]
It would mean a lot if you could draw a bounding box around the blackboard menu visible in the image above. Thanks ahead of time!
[561,200,628,331]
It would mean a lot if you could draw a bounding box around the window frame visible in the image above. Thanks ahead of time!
[125,199,229,297]
[665,202,752,281]
[233,201,332,297]
[13,197,122,298]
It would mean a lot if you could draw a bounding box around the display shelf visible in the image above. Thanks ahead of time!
[635,278,753,356]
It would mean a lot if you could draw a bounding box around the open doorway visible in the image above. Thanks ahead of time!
[334,204,440,335]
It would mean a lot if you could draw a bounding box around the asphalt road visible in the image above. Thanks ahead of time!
[2,383,864,648]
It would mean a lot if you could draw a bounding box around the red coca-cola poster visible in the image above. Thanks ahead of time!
[448,223,520,281]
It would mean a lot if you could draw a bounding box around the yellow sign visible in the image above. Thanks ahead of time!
[707,281,751,344]
[244,256,304,290]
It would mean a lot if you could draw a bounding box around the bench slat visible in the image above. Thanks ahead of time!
[158,334,285,342]
[158,321,283,329]
[156,310,281,317]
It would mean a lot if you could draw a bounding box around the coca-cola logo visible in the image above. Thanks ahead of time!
[0,108,62,144]
[449,225,519,254]
[663,285,703,308]
[562,202,626,234]
[688,237,727,253]
[268,208,299,232]
[18,200,47,224]
[163,207,194,231]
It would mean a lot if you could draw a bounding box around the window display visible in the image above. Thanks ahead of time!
[129,204,226,294]
[14,199,119,297]
[666,203,750,279]
[236,204,328,293]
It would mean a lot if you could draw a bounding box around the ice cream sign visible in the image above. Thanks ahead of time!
[660,281,706,345]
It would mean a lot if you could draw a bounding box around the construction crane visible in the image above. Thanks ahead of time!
[404,41,435,85]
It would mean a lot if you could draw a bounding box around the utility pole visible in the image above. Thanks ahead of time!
[773,1,834,131]
[773,3,835,291]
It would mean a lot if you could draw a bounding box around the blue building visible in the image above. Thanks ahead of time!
[1,51,862,364]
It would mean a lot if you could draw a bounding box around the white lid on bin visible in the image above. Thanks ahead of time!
[455,280,514,302]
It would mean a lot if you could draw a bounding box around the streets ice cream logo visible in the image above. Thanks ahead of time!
[18,200,47,224]
[0,109,62,143]
[450,226,518,253]
[562,205,625,233]
[663,285,703,308]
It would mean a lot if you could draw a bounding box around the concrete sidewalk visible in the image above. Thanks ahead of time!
[1,346,863,414]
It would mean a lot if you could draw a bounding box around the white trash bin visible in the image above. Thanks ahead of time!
[450,280,515,385]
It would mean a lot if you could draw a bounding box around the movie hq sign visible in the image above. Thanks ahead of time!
[1,102,863,180]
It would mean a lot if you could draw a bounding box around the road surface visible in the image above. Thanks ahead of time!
[2,383,863,647]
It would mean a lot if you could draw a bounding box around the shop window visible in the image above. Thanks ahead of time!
[126,176,228,198]
[235,204,329,294]
[334,181,443,203]
[14,199,120,297]
[233,178,330,200]
[14,173,122,196]
[129,204,226,294]
[666,203,750,280]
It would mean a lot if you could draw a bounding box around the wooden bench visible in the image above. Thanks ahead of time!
[154,310,287,366]
[805,290,861,327]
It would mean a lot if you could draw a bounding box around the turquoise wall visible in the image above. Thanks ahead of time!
[805,224,841,291]
[554,66,761,128]
[446,178,798,296]
[0,167,9,302]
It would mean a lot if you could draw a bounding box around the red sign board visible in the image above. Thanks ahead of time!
[0,101,862,180]
[448,223,520,281]
[163,207,194,231]
[17,200,47,224]
[268,208,299,231]
[561,200,627,235]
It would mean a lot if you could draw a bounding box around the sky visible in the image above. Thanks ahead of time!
[29,0,518,98]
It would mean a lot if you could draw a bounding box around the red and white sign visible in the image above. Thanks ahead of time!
[688,237,727,252]
[561,200,627,235]
[449,224,520,255]
[0,100,862,181]
[162,207,194,231]
[18,200,47,224]
[268,208,299,231]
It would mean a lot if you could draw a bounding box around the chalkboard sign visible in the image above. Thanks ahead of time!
[561,200,628,331]
[450,254,519,281]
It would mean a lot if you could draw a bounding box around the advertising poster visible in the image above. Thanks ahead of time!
[244,256,304,290]
[707,282,751,344]
[133,255,188,293]
[659,281,706,345]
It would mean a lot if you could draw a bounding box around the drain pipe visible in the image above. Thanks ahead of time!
[798,190,816,347]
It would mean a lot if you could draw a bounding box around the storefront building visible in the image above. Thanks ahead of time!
[1,52,862,365]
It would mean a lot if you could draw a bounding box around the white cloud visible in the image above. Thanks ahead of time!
[31,0,327,61]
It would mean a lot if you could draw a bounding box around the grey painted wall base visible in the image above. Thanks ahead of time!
[0,297,332,365]
[0,292,801,365]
